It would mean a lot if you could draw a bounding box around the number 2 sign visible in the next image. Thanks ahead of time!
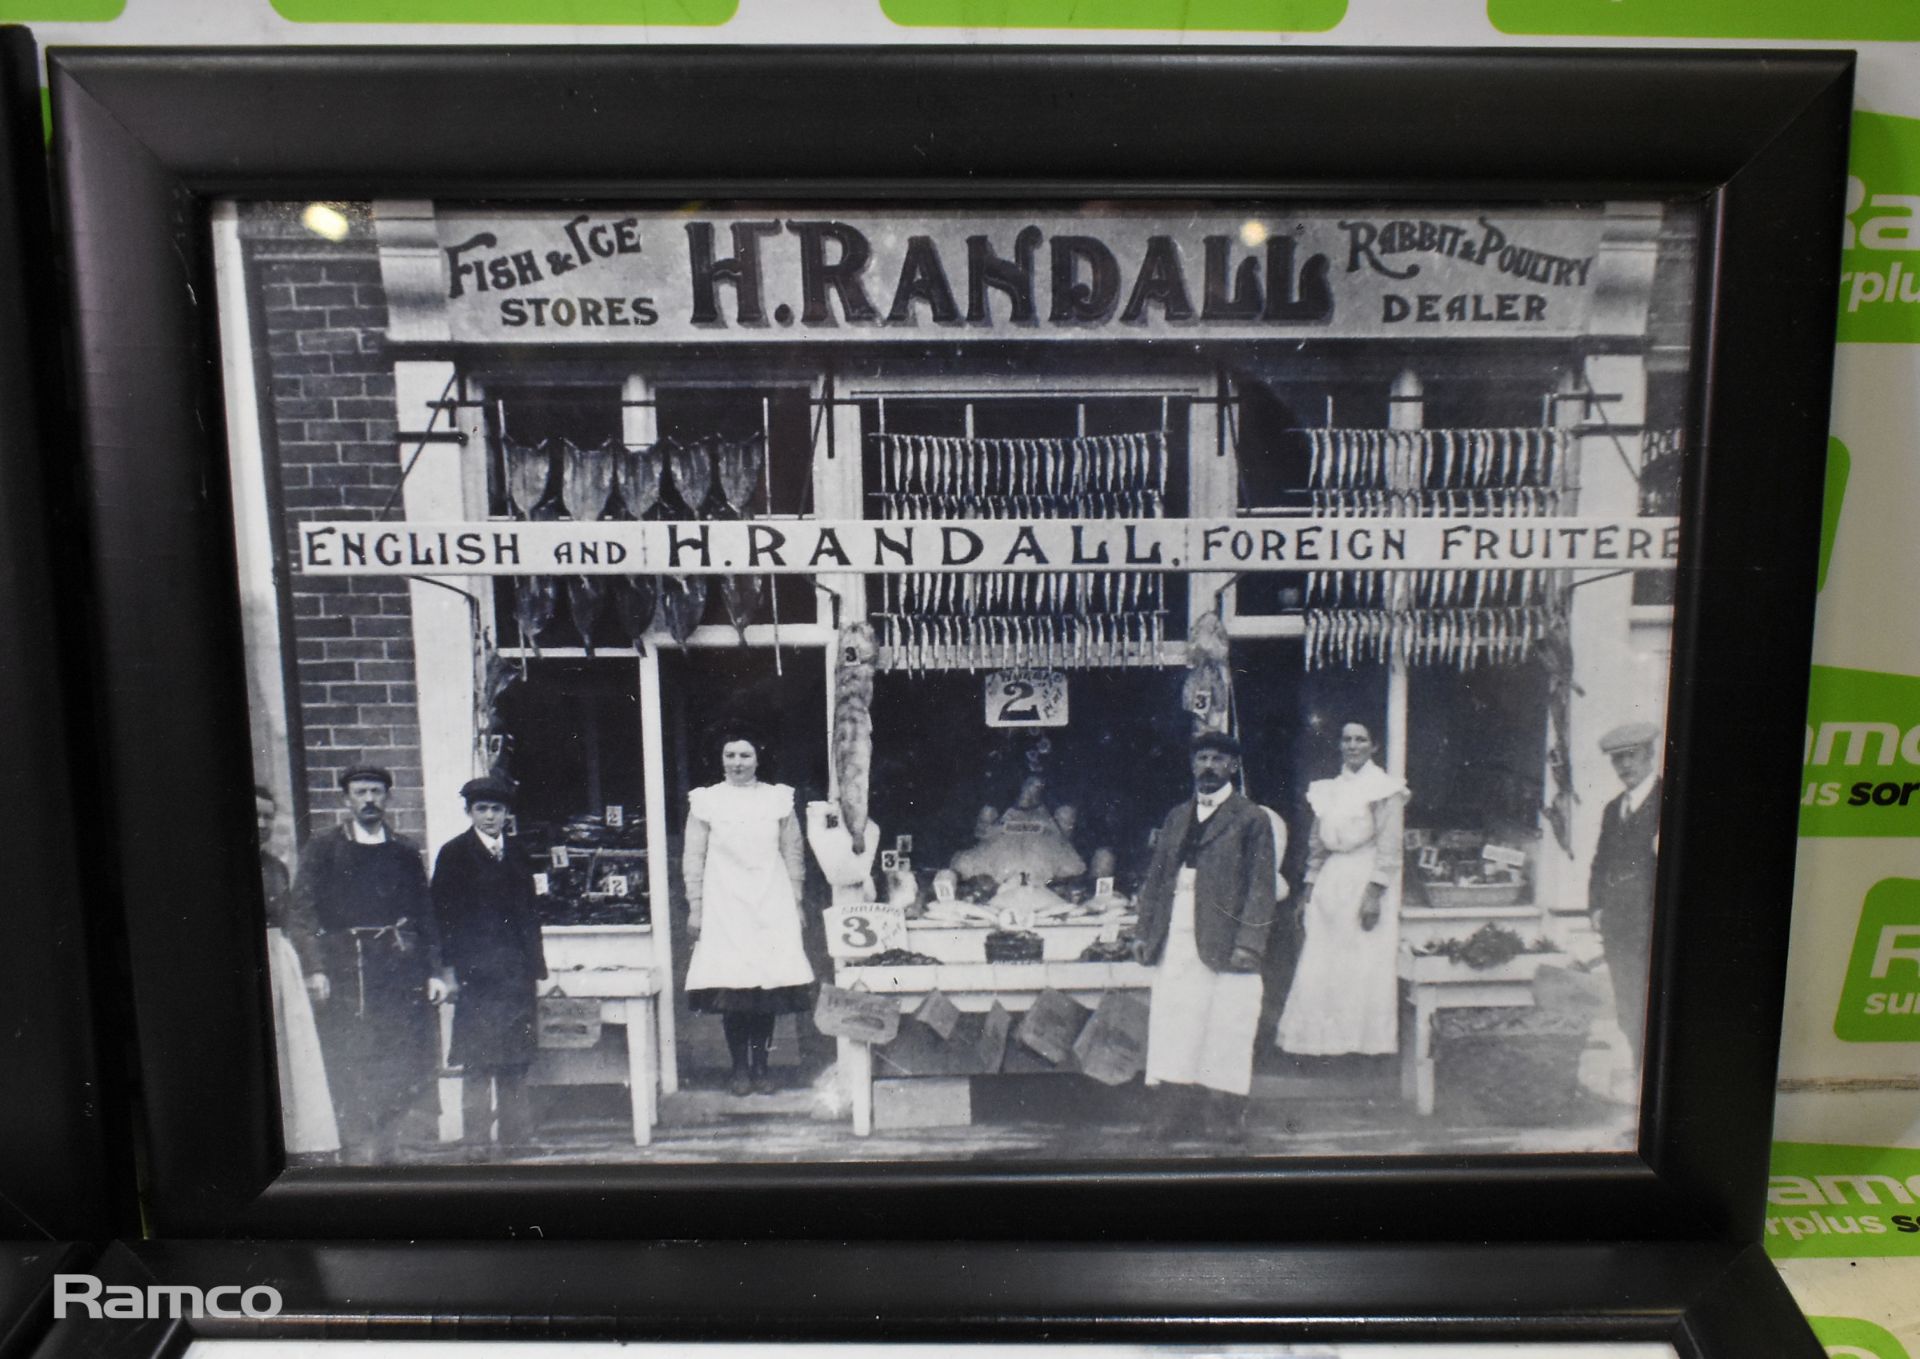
[985,669,1068,728]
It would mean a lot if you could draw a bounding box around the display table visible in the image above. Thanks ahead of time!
[536,924,664,1146]
[1396,948,1570,1117]
[834,948,1152,1136]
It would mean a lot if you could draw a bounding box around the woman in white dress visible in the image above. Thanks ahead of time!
[1276,722,1409,1056]
[681,730,812,1095]
[257,785,339,1156]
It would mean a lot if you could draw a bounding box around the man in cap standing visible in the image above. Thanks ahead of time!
[292,765,446,1163]
[431,775,548,1157]
[1132,731,1278,1142]
[1589,722,1662,1065]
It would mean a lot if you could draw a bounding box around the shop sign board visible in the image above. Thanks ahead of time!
[985,669,1068,728]
[395,206,1629,345]
[297,514,1680,577]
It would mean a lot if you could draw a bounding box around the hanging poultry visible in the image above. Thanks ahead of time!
[832,620,877,855]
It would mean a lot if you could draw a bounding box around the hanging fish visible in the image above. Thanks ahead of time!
[616,442,665,518]
[567,577,606,656]
[512,499,566,654]
[667,438,713,515]
[719,573,761,645]
[612,576,657,651]
[504,437,554,519]
[715,434,764,514]
[832,620,877,854]
[561,437,617,522]
[512,576,559,656]
[659,575,707,643]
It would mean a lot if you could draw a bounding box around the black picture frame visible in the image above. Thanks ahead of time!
[0,24,129,1244]
[50,46,1851,1240]
[27,1240,1824,1358]
[0,1242,91,1359]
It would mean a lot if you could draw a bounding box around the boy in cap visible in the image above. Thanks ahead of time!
[1131,730,1277,1142]
[292,765,445,1163]
[1590,721,1662,1068]
[431,775,549,1156]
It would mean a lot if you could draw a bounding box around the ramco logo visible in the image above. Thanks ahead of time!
[1840,173,1920,315]
[1801,720,1920,810]
[1834,878,1920,1041]
[54,1274,282,1319]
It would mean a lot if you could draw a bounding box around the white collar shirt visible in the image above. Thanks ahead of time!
[1194,784,1232,823]
[347,819,390,846]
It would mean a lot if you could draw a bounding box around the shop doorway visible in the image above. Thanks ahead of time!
[655,645,831,1088]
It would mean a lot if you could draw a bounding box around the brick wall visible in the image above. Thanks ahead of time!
[242,207,424,844]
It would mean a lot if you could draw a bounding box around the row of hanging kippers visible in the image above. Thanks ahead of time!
[499,433,771,652]
[1302,426,1577,672]
[1305,425,1576,496]
[1301,605,1568,672]
[871,429,1168,512]
[870,429,1173,673]
[877,611,1168,673]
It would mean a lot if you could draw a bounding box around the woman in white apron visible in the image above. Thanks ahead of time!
[258,785,339,1156]
[1276,722,1408,1056]
[682,730,812,1095]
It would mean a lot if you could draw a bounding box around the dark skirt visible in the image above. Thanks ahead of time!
[687,983,815,1015]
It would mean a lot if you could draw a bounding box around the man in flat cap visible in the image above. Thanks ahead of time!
[291,765,446,1163]
[1132,730,1278,1142]
[1590,721,1662,1066]
[431,775,548,1157]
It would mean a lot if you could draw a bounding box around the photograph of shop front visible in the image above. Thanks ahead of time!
[214,199,1696,1165]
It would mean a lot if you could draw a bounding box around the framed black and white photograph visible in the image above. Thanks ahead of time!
[51,46,1849,1236]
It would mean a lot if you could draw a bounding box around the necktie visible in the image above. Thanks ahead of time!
[1177,807,1207,867]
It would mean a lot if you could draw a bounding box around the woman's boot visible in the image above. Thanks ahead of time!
[722,1014,753,1096]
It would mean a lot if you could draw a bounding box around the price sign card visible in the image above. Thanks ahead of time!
[824,902,909,959]
[985,668,1068,727]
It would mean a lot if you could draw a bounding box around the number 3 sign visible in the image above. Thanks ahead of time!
[823,902,909,959]
[985,669,1068,728]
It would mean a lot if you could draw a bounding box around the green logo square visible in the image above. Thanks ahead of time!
[1835,878,1920,1041]
[1810,1315,1913,1359]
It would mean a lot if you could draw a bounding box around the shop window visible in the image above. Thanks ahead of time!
[870,666,1195,895]
[493,659,649,927]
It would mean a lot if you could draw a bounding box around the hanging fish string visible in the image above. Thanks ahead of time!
[870,430,1169,673]
[712,432,775,671]
[500,429,781,653]
[1300,424,1580,673]
[501,431,562,668]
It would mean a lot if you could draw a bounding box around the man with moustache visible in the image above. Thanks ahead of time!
[1132,731,1278,1143]
[292,766,447,1163]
